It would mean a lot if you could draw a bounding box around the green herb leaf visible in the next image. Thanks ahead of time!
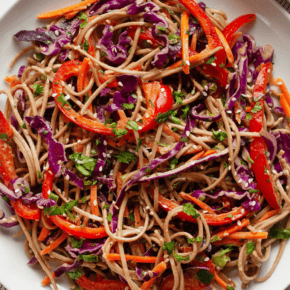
[35,53,45,61]
[157,25,166,32]
[181,105,190,119]
[212,129,227,142]
[57,93,71,108]
[103,204,110,210]
[172,91,185,105]
[78,254,98,262]
[251,103,262,114]
[227,285,234,290]
[188,236,203,243]
[156,141,169,147]
[67,270,83,280]
[78,13,88,28]
[126,120,139,131]
[107,213,113,222]
[129,213,135,221]
[248,189,260,193]
[115,151,136,164]
[71,237,83,249]
[49,193,59,202]
[170,157,178,170]
[168,33,180,44]
[246,242,255,255]
[173,252,189,262]
[246,113,253,120]
[69,153,97,177]
[112,128,128,138]
[196,269,214,284]
[212,248,231,270]
[156,110,173,123]
[182,203,200,219]
[270,227,290,240]
[205,56,216,65]
[162,241,175,255]
[247,156,254,164]
[83,39,89,52]
[0,133,8,142]
[123,103,135,110]
[32,84,44,97]
[136,138,143,151]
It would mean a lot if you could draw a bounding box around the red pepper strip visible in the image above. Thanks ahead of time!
[127,26,164,49]
[77,57,91,93]
[76,275,129,290]
[42,170,108,239]
[177,0,226,66]
[158,195,248,226]
[249,63,280,209]
[52,60,114,135]
[0,112,41,220]
[138,82,173,133]
[160,252,215,290]
[87,35,96,58]
[223,14,256,43]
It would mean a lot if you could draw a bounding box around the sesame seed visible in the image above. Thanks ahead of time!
[185,60,190,66]
[55,30,59,36]
[99,166,103,171]
[226,110,232,114]
[228,166,231,170]
[165,258,170,263]
[237,220,241,226]
[225,84,229,89]
[52,93,57,97]
[204,86,208,91]
[104,140,107,146]
[139,126,143,130]
[211,62,216,67]
[65,175,69,180]
[277,81,283,85]
[118,82,123,86]
[232,97,236,101]
[267,69,271,73]
[93,200,97,206]
[62,81,65,86]
[15,189,20,193]
[186,131,190,137]
[204,257,209,261]
[77,140,81,143]
[161,88,165,92]
[102,152,106,158]
[149,211,154,215]
[202,91,207,96]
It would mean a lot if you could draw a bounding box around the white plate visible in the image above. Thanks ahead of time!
[1,0,290,289]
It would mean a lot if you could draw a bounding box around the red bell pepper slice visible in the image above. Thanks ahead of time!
[249,63,280,209]
[127,26,164,49]
[177,0,226,66]
[53,60,114,135]
[42,170,108,239]
[76,275,129,290]
[223,14,256,43]
[158,195,248,226]
[0,112,41,220]
[160,252,215,290]
[138,82,173,133]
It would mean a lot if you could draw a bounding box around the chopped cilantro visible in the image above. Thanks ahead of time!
[270,227,290,240]
[129,213,135,221]
[123,103,135,110]
[103,204,110,210]
[170,157,178,170]
[67,270,83,280]
[251,103,262,113]
[57,93,71,108]
[188,236,203,243]
[71,237,83,249]
[212,248,231,270]
[83,39,89,52]
[205,56,216,65]
[115,151,136,164]
[32,84,44,97]
[246,113,253,120]
[246,242,255,255]
[69,153,97,177]
[78,13,88,28]
[168,33,180,45]
[112,128,128,138]
[162,241,175,255]
[181,105,190,119]
[196,269,214,284]
[48,193,59,202]
[247,156,254,164]
[126,120,139,131]
[172,91,185,105]
[182,203,200,219]
[212,129,227,142]
[156,110,173,123]
[107,213,113,222]
[78,254,98,262]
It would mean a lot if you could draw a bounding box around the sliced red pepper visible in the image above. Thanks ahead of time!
[138,82,173,133]
[0,112,41,220]
[223,14,256,43]
[249,63,280,209]
[158,195,248,226]
[43,170,108,239]
[76,275,129,290]
[53,60,114,135]
[160,252,215,290]
[127,26,164,49]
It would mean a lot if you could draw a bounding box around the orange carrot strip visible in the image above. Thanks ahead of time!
[230,32,243,49]
[90,185,99,216]
[213,219,250,239]
[280,93,290,121]
[215,27,234,66]
[105,253,157,263]
[37,0,98,19]
[38,227,51,242]
[163,124,180,142]
[140,262,167,290]
[246,106,251,112]
[179,191,215,214]
[191,32,198,50]
[41,272,56,286]
[186,150,205,163]
[275,78,290,120]
[212,238,244,247]
[181,11,190,74]
[169,48,221,70]
[77,58,91,93]
[64,11,79,20]
[203,149,217,158]
[4,75,21,89]
[255,209,280,224]
[214,272,229,290]
[41,232,69,255]
[228,231,268,240]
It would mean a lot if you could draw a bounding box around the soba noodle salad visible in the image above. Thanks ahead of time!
[1,0,290,289]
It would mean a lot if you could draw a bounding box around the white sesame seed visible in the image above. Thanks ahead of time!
[102,152,106,158]
[106,20,111,24]
[186,131,190,137]
[93,113,97,118]
[202,91,207,96]
[232,97,236,102]
[138,126,143,130]
[225,84,229,89]
[52,93,57,97]
[277,81,283,85]
[99,166,103,171]
[204,257,209,261]
[165,258,170,263]
[15,189,20,193]
[104,140,107,146]
[244,182,248,187]
[65,175,69,180]
[69,225,75,228]
[65,95,70,101]
[147,40,153,44]
[161,88,165,92]
[211,62,217,67]
[224,232,229,236]
[185,60,190,66]
[118,82,123,86]
[267,69,271,73]
[93,200,97,206]
[237,220,241,226]
[226,110,232,114]
[228,166,231,170]
[149,211,154,215]
[55,30,59,36]
[77,140,81,143]
[62,81,65,86]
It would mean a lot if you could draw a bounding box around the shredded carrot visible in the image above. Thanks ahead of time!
[37,0,98,19]
[41,232,69,255]
[74,126,84,153]
[212,238,244,247]
[38,227,51,242]
[77,58,91,93]
[214,272,229,290]
[186,150,205,163]
[234,102,242,124]
[64,11,79,20]
[215,27,234,66]
[104,253,157,263]
[191,33,198,50]
[179,191,215,214]
[4,75,21,89]
[203,149,217,158]
[227,231,268,240]
[163,124,180,142]
[140,262,167,290]
[90,185,99,216]
[255,209,280,224]
[230,32,243,49]
[213,219,250,239]
[279,93,290,121]
[41,272,56,286]
[168,47,221,71]
[246,106,251,112]
[181,11,190,74]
